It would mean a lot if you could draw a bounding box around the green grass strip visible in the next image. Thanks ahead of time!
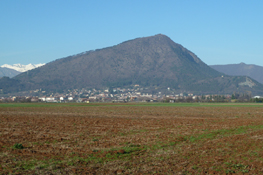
[1,102,263,108]
[187,124,263,143]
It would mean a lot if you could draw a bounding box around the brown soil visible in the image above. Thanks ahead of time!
[1,103,263,174]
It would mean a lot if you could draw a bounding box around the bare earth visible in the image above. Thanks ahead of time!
[1,103,263,174]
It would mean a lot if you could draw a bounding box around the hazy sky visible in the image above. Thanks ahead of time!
[1,1,263,66]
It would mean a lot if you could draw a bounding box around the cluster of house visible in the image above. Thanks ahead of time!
[0,93,232,103]
[0,86,261,103]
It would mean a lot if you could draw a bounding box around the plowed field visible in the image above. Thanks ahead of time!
[1,103,263,174]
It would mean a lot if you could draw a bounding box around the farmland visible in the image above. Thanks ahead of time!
[1,103,263,174]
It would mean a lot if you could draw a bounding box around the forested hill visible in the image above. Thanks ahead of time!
[210,63,263,84]
[1,34,263,95]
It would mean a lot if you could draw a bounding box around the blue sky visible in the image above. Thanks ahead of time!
[1,1,263,66]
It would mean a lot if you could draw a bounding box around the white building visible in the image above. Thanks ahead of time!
[39,97,46,102]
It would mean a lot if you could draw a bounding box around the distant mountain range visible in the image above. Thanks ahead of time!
[0,67,20,78]
[210,63,263,84]
[1,34,263,95]
[1,63,45,73]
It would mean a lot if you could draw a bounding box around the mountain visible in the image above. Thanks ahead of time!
[1,34,263,95]
[1,63,45,72]
[0,67,21,78]
[210,63,263,84]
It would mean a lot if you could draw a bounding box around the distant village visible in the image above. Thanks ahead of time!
[0,85,261,103]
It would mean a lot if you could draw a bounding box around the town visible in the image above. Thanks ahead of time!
[0,85,260,103]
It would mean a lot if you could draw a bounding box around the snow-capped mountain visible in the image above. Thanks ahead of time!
[1,63,45,72]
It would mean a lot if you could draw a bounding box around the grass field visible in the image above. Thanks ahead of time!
[1,102,263,108]
[1,102,263,174]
